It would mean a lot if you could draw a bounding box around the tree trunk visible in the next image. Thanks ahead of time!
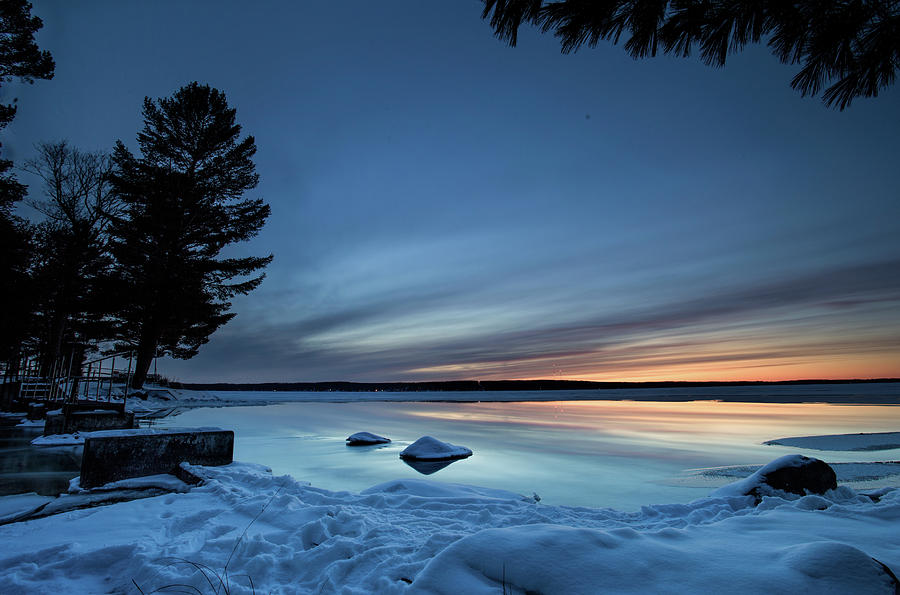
[130,337,157,389]
[67,343,86,401]
[40,311,67,377]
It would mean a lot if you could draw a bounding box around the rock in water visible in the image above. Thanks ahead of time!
[346,432,391,446]
[400,436,472,461]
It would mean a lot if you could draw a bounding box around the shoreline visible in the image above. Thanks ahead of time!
[129,381,900,412]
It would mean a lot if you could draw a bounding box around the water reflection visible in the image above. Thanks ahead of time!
[345,443,392,451]
[401,458,460,475]
[141,399,900,509]
[0,427,82,496]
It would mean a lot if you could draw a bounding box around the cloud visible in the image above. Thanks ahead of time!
[163,257,900,382]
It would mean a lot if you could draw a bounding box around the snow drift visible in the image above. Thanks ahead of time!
[0,455,896,593]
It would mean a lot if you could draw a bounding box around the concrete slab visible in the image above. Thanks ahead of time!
[43,410,135,436]
[80,429,234,488]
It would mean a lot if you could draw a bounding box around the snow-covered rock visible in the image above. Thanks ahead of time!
[713,454,837,500]
[399,435,473,460]
[346,431,391,445]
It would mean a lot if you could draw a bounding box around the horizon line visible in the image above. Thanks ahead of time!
[169,377,900,389]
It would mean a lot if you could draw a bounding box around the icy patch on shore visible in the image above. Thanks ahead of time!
[0,493,55,524]
[676,461,900,493]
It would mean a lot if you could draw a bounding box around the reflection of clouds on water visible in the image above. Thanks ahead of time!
[402,458,460,475]
[345,443,393,452]
[149,400,900,508]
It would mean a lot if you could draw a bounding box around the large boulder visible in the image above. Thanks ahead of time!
[713,455,837,501]
[760,455,837,496]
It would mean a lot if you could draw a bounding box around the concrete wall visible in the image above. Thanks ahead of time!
[43,410,135,436]
[44,413,65,436]
[80,430,234,488]
[0,382,19,410]
[63,401,126,415]
[27,402,48,420]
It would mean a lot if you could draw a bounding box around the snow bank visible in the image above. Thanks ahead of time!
[0,459,897,594]
[411,525,897,594]
[361,479,534,502]
[400,436,472,460]
[0,475,193,526]
[765,431,900,451]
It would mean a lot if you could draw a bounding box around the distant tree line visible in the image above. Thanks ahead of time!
[1,2,271,389]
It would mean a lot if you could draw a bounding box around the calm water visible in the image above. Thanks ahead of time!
[145,399,900,509]
[0,424,81,496]
[5,392,899,509]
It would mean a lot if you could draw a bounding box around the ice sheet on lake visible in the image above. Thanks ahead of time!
[764,431,900,451]
[675,461,900,492]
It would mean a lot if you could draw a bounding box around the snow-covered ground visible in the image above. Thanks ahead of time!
[765,431,900,451]
[0,460,897,594]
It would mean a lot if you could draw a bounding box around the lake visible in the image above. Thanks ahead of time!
[146,397,900,509]
[5,388,900,509]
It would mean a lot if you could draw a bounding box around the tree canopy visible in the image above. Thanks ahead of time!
[0,0,53,367]
[23,142,117,375]
[482,0,900,109]
[109,82,272,388]
[0,0,54,129]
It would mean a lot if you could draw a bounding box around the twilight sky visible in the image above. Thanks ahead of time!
[5,1,900,383]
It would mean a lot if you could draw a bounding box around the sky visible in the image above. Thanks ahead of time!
[4,1,900,384]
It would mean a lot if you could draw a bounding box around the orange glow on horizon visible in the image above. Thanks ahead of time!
[410,352,899,384]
